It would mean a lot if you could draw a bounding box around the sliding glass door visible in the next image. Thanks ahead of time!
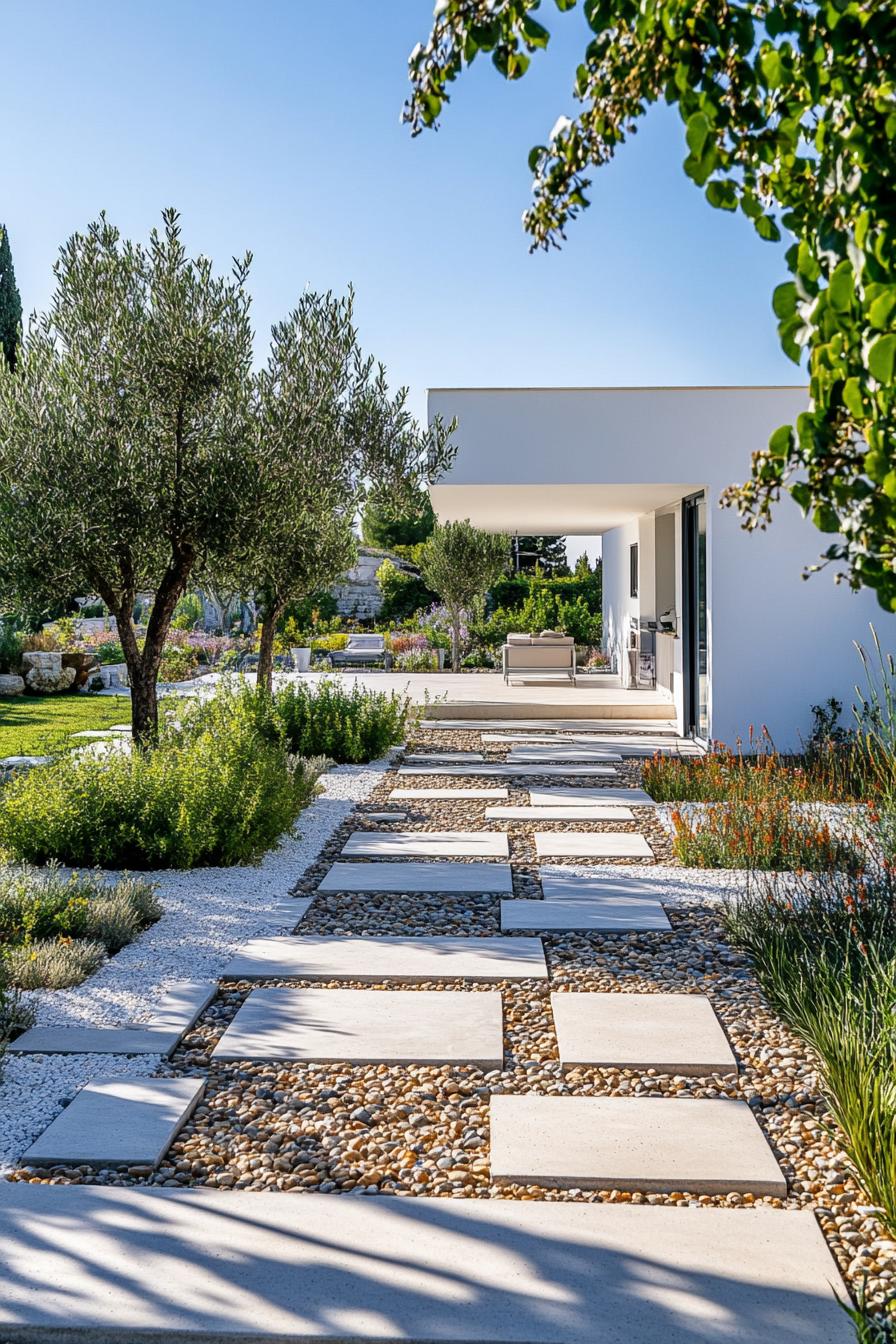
[683,492,708,739]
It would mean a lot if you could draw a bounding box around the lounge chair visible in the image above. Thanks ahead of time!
[328,634,393,670]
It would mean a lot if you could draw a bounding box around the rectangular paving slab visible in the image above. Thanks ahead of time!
[485,805,635,821]
[8,1025,180,1056]
[551,992,737,1074]
[122,980,216,1033]
[540,869,670,902]
[21,1077,205,1169]
[342,830,509,858]
[318,861,513,893]
[420,716,678,731]
[212,988,504,1066]
[403,752,485,763]
[397,763,618,778]
[0,1184,853,1343]
[501,897,671,933]
[534,832,654,859]
[508,747,623,762]
[389,787,509,800]
[529,786,656,806]
[490,1095,786,1195]
[483,733,691,749]
[222,935,547,982]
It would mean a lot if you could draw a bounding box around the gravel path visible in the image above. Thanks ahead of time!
[8,724,896,1315]
[0,751,397,1173]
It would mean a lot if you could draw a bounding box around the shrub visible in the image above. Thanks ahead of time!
[171,592,204,631]
[725,869,896,1238]
[644,729,868,804]
[0,621,23,674]
[377,558,436,624]
[0,686,325,868]
[309,633,349,653]
[0,951,34,1070]
[395,649,438,672]
[7,938,108,989]
[158,643,200,682]
[258,678,411,764]
[670,799,861,871]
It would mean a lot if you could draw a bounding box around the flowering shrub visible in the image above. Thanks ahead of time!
[389,632,430,655]
[395,649,438,672]
[670,799,862,871]
[644,727,867,804]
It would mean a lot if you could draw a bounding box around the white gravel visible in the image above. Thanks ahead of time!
[0,750,397,1173]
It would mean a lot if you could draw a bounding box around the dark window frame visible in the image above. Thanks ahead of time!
[629,543,639,599]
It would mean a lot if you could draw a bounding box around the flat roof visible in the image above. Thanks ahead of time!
[428,384,807,393]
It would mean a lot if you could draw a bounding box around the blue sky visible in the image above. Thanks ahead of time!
[5,0,799,431]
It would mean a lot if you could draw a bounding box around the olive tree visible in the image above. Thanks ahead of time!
[419,520,509,671]
[245,289,457,693]
[0,210,254,744]
[404,3,896,607]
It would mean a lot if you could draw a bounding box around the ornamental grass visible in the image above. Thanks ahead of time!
[725,869,896,1241]
[670,799,862,871]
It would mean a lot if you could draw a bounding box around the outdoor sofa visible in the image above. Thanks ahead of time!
[328,634,393,670]
[501,632,576,685]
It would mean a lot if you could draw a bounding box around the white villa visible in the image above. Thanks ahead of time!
[428,386,891,748]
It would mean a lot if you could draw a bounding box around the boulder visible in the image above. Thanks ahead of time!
[0,673,25,696]
[22,651,61,674]
[24,663,77,694]
[62,651,100,689]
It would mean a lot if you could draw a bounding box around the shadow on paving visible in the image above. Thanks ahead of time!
[0,1183,852,1342]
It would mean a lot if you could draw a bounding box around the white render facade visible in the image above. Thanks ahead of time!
[428,386,891,748]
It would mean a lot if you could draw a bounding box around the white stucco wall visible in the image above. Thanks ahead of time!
[428,387,895,747]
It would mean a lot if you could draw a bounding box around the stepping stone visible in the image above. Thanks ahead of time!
[551,993,737,1074]
[486,805,635,821]
[389,787,510,800]
[362,811,407,821]
[541,869,668,901]
[342,830,509,858]
[9,1025,181,1056]
[212,988,504,1066]
[122,980,216,1032]
[21,1077,205,1169]
[222,935,547,982]
[489,1096,786,1195]
[484,733,689,750]
[0,1187,853,1344]
[534,832,654,859]
[319,861,513,893]
[530,786,656,806]
[403,752,485,763]
[397,763,618,778]
[12,980,216,1055]
[501,898,671,933]
[265,897,313,924]
[508,747,623,762]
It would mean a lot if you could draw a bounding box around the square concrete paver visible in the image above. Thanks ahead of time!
[389,787,509,801]
[222,935,547,982]
[21,1077,205,1168]
[502,897,671,933]
[490,1095,786,1195]
[318,861,513,893]
[529,787,656,806]
[551,993,737,1074]
[485,805,635,821]
[0,1186,853,1343]
[212,988,504,1066]
[534,832,654,859]
[342,831,509,858]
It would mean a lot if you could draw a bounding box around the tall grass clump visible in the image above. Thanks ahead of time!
[725,868,896,1238]
[0,685,325,869]
[258,678,412,763]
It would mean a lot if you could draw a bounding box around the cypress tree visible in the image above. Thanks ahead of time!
[0,225,22,372]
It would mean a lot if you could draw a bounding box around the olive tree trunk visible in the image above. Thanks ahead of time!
[256,600,285,696]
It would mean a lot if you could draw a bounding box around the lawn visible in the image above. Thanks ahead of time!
[0,694,131,757]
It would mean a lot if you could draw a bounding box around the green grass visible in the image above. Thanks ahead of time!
[0,694,131,757]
